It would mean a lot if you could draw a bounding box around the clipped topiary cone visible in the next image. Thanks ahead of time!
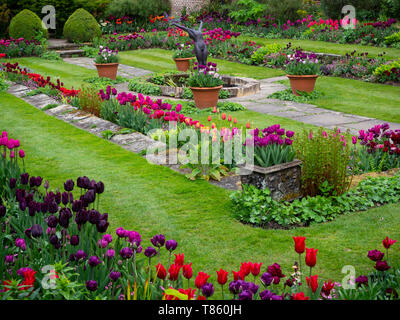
[9,9,48,40]
[63,8,101,43]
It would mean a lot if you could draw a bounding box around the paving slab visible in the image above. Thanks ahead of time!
[22,94,59,109]
[73,116,122,137]
[111,132,165,154]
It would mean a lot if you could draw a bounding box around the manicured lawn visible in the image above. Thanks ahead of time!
[279,77,400,123]
[1,91,399,299]
[240,36,400,60]
[119,48,285,79]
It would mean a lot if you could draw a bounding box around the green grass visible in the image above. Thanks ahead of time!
[1,91,400,295]
[119,48,284,79]
[0,57,98,89]
[279,77,400,123]
[240,36,400,60]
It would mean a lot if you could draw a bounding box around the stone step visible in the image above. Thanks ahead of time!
[56,49,85,58]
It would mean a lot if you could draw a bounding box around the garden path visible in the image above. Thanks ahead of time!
[63,57,400,134]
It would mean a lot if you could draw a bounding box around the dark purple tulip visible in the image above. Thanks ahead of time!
[229,280,243,295]
[55,192,61,205]
[120,247,133,259]
[368,250,384,262]
[48,201,58,214]
[144,247,157,258]
[59,208,72,228]
[375,261,391,272]
[88,256,101,267]
[49,234,59,246]
[64,179,74,192]
[68,254,76,262]
[100,213,108,221]
[70,235,80,246]
[20,173,29,185]
[95,181,104,194]
[355,275,368,287]
[260,272,273,287]
[24,228,32,238]
[75,249,87,261]
[28,205,36,217]
[19,198,26,211]
[77,177,84,189]
[86,280,98,292]
[5,255,15,264]
[0,205,6,218]
[72,200,82,212]
[96,220,109,233]
[35,176,42,187]
[9,178,16,189]
[84,190,96,204]
[88,210,100,225]
[62,192,69,206]
[151,234,165,248]
[29,177,36,188]
[109,271,121,282]
[238,290,253,300]
[75,209,88,225]
[31,224,43,238]
[201,283,214,298]
[165,240,178,252]
[47,215,58,228]
[259,289,274,300]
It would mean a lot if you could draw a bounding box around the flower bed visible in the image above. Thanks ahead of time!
[1,133,399,300]
[0,38,44,58]
[1,62,80,101]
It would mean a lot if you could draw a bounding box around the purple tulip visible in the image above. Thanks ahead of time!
[165,240,178,252]
[86,280,98,292]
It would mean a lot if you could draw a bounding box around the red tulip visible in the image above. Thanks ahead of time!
[216,269,228,285]
[246,121,250,129]
[194,272,211,289]
[155,263,167,280]
[221,113,226,120]
[305,248,318,269]
[182,263,193,280]
[174,253,184,267]
[383,237,397,249]
[292,292,309,300]
[168,264,181,281]
[207,116,212,122]
[321,280,335,296]
[227,115,232,122]
[232,270,245,281]
[233,118,237,124]
[251,262,263,277]
[306,274,319,293]
[240,262,252,277]
[293,236,306,254]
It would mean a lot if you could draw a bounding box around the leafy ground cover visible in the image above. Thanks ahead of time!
[1,91,399,290]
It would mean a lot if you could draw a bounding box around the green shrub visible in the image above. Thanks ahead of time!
[228,0,267,23]
[385,32,400,45]
[320,0,383,19]
[296,127,353,197]
[63,8,101,43]
[105,0,170,25]
[250,43,282,65]
[8,9,48,40]
[0,3,11,37]
[260,0,303,23]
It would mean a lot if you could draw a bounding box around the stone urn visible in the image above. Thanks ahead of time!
[95,63,119,80]
[286,75,318,96]
[240,159,302,201]
[190,85,222,109]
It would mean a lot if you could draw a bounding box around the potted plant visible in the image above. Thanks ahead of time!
[240,125,302,201]
[172,43,195,72]
[94,46,120,80]
[285,50,320,96]
[188,62,224,109]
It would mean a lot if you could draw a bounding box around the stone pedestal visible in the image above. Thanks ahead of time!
[240,160,302,201]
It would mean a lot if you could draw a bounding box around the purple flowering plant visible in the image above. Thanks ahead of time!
[245,125,296,168]
[187,62,224,88]
[285,50,320,75]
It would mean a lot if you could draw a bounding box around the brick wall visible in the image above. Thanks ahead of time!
[170,0,209,16]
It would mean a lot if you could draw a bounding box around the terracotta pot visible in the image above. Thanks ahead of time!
[95,63,119,80]
[287,74,318,96]
[174,57,194,72]
[190,85,222,109]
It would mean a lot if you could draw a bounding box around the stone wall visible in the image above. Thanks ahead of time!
[170,0,209,16]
